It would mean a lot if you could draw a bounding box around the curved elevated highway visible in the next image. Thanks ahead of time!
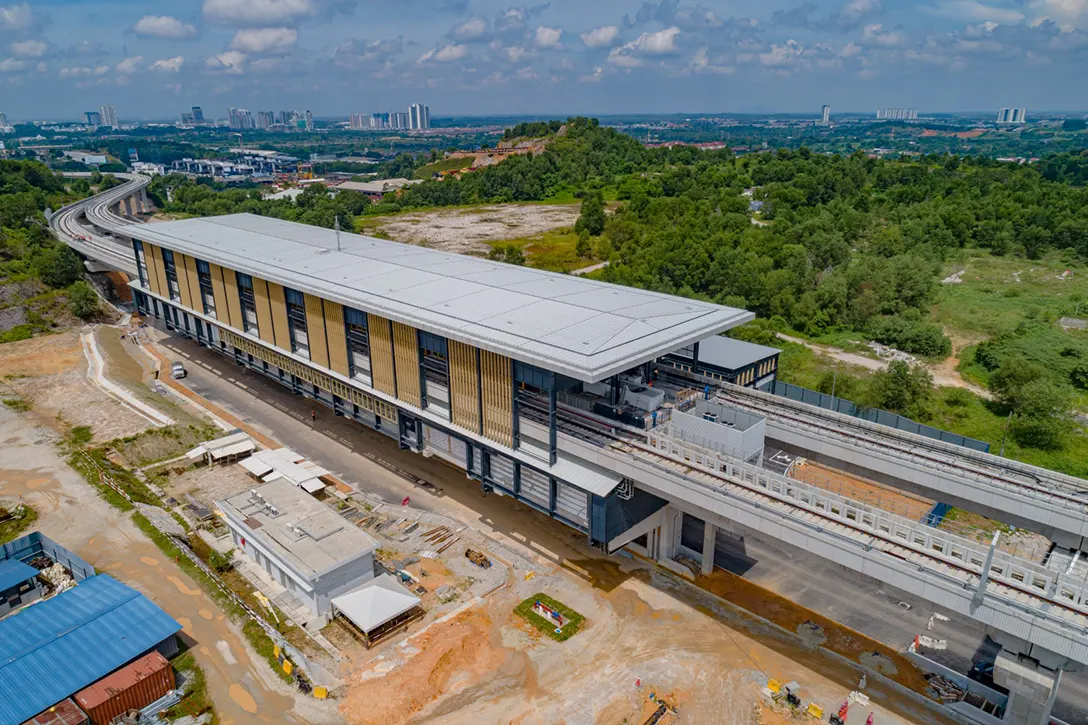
[49,173,149,277]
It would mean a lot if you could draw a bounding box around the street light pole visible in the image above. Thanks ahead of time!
[999,410,1013,457]
[830,361,839,401]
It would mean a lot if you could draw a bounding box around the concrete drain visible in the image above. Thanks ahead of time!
[898,601,912,610]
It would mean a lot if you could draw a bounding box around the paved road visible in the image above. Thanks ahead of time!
[156,333,1088,723]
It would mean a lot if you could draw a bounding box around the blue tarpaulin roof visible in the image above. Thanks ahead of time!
[0,559,37,592]
[0,574,181,725]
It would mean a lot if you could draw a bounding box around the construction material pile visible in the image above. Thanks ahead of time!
[39,562,76,593]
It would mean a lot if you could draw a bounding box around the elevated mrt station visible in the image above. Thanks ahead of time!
[122,213,770,548]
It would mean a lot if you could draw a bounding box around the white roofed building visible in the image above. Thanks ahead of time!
[217,479,377,619]
[124,212,765,554]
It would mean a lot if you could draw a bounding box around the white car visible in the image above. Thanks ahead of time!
[170,361,187,379]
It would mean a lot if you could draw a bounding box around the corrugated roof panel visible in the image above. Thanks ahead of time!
[123,215,753,381]
[0,575,181,725]
[509,276,600,299]
[481,300,604,342]
[437,288,536,323]
[0,558,37,591]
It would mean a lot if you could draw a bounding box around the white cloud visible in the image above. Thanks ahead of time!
[515,66,537,80]
[132,15,198,39]
[230,27,297,54]
[451,16,488,41]
[581,25,619,48]
[578,65,604,82]
[9,38,46,57]
[927,0,1025,23]
[202,0,313,26]
[0,3,33,33]
[1032,0,1088,28]
[534,26,562,49]
[760,39,804,66]
[690,47,734,74]
[862,23,906,45]
[495,42,528,62]
[859,68,879,78]
[418,43,467,63]
[637,26,681,53]
[116,56,143,74]
[839,41,862,57]
[206,50,246,73]
[0,57,27,71]
[836,0,883,28]
[59,64,110,77]
[150,56,184,72]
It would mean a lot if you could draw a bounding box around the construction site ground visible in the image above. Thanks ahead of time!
[788,460,935,521]
[356,204,579,256]
[146,326,974,725]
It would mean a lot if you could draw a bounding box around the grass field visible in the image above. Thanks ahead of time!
[932,249,1088,339]
[489,227,594,273]
[514,593,585,642]
[413,156,475,179]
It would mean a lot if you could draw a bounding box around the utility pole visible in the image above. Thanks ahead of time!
[334,216,341,251]
[999,410,1013,457]
[830,360,839,401]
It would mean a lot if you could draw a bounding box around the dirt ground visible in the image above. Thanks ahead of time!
[0,404,339,725]
[0,330,151,442]
[157,461,256,509]
[790,461,935,521]
[337,560,943,725]
[359,204,579,255]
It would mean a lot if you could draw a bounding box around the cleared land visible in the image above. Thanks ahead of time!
[356,204,580,257]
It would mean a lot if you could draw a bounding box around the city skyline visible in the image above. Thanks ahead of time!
[0,0,1085,118]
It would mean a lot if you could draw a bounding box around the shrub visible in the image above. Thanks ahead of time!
[866,315,952,358]
[67,281,99,319]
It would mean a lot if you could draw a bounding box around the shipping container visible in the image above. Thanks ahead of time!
[21,698,89,725]
[74,651,175,725]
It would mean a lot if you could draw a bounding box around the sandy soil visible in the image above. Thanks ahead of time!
[0,330,151,441]
[791,461,934,521]
[361,205,579,255]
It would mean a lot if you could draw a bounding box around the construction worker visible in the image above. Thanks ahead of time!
[311,409,317,424]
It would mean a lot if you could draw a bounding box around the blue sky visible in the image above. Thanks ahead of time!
[0,0,1086,120]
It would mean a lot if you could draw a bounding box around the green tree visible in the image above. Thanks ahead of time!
[66,281,99,319]
[1070,362,1088,390]
[988,356,1047,409]
[575,230,592,258]
[34,245,83,288]
[487,244,525,266]
[866,360,933,417]
[575,191,606,237]
[1011,380,1073,449]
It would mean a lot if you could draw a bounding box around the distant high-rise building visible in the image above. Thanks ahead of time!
[256,111,274,130]
[277,110,294,125]
[85,111,102,126]
[997,107,1027,124]
[0,112,8,127]
[820,104,831,124]
[191,106,204,123]
[876,108,918,120]
[99,104,117,128]
[349,113,364,130]
[228,107,255,130]
[408,103,430,130]
[304,110,313,132]
[390,111,408,130]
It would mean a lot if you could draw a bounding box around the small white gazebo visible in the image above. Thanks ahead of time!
[331,573,423,647]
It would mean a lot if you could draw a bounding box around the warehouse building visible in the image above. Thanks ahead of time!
[0,574,181,725]
[123,213,772,557]
[217,479,378,620]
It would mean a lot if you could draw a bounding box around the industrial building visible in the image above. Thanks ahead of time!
[0,574,181,725]
[217,478,379,619]
[661,335,779,391]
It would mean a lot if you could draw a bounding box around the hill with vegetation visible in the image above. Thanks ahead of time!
[0,160,104,342]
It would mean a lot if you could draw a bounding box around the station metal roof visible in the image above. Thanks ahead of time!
[0,574,181,725]
[124,214,753,381]
[678,334,781,372]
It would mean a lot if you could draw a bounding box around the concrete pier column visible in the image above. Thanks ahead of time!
[123,196,134,217]
[139,189,150,213]
[993,652,1060,725]
[701,522,716,575]
[657,506,682,563]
